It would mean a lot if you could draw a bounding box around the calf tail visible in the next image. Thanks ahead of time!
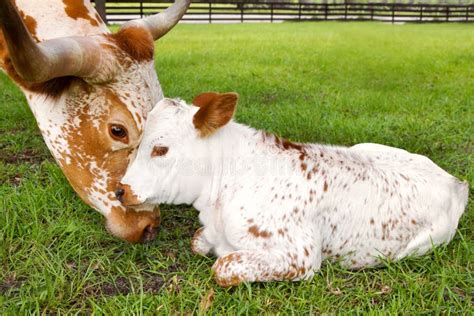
[448,179,469,238]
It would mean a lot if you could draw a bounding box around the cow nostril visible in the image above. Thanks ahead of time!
[115,188,125,202]
[141,225,158,243]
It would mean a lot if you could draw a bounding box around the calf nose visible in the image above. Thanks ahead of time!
[115,183,143,207]
[115,187,125,202]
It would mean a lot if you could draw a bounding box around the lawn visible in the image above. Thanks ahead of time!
[1,22,473,314]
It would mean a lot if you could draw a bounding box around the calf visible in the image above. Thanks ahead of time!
[118,92,469,286]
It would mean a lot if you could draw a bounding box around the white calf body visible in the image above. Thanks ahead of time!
[120,95,468,286]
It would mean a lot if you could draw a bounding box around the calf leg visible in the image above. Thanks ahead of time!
[212,247,321,287]
[191,227,212,256]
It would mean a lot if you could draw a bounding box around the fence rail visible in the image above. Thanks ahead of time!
[93,1,474,24]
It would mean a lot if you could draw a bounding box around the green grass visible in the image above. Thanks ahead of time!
[1,22,473,314]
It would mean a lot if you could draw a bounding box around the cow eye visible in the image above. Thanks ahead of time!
[109,124,129,143]
[151,146,168,157]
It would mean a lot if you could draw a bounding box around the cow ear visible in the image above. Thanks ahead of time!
[192,92,239,137]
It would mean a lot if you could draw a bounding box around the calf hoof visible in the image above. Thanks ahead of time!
[212,253,247,287]
[191,227,212,256]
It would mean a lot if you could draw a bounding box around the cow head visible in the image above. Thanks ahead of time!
[0,0,191,243]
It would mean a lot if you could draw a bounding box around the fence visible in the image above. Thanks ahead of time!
[93,1,474,24]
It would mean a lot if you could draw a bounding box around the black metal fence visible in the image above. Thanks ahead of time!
[94,1,474,24]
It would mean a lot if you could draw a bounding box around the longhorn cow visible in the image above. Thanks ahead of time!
[0,0,191,242]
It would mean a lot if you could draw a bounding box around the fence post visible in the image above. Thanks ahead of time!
[271,3,274,23]
[298,2,302,20]
[241,4,244,23]
[209,2,212,23]
[466,6,470,22]
[344,2,348,20]
[325,3,328,20]
[391,4,395,24]
[140,0,143,18]
[371,6,374,20]
[95,0,107,24]
[446,6,449,22]
[419,5,423,22]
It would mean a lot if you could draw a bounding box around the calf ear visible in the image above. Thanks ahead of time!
[192,92,239,137]
[192,92,220,108]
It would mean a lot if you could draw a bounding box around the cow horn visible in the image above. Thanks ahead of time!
[121,0,191,41]
[0,0,106,83]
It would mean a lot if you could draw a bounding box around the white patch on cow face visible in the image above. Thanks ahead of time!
[121,98,207,206]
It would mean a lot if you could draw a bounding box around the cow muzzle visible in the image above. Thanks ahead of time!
[106,205,160,243]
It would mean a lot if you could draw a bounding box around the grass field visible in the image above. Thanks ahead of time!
[1,22,473,314]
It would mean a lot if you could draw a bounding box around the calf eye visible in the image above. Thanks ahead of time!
[109,124,129,143]
[151,146,169,157]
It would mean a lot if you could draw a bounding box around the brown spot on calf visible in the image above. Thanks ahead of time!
[248,225,272,238]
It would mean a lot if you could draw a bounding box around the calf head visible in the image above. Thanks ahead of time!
[0,0,191,242]
[118,92,238,207]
